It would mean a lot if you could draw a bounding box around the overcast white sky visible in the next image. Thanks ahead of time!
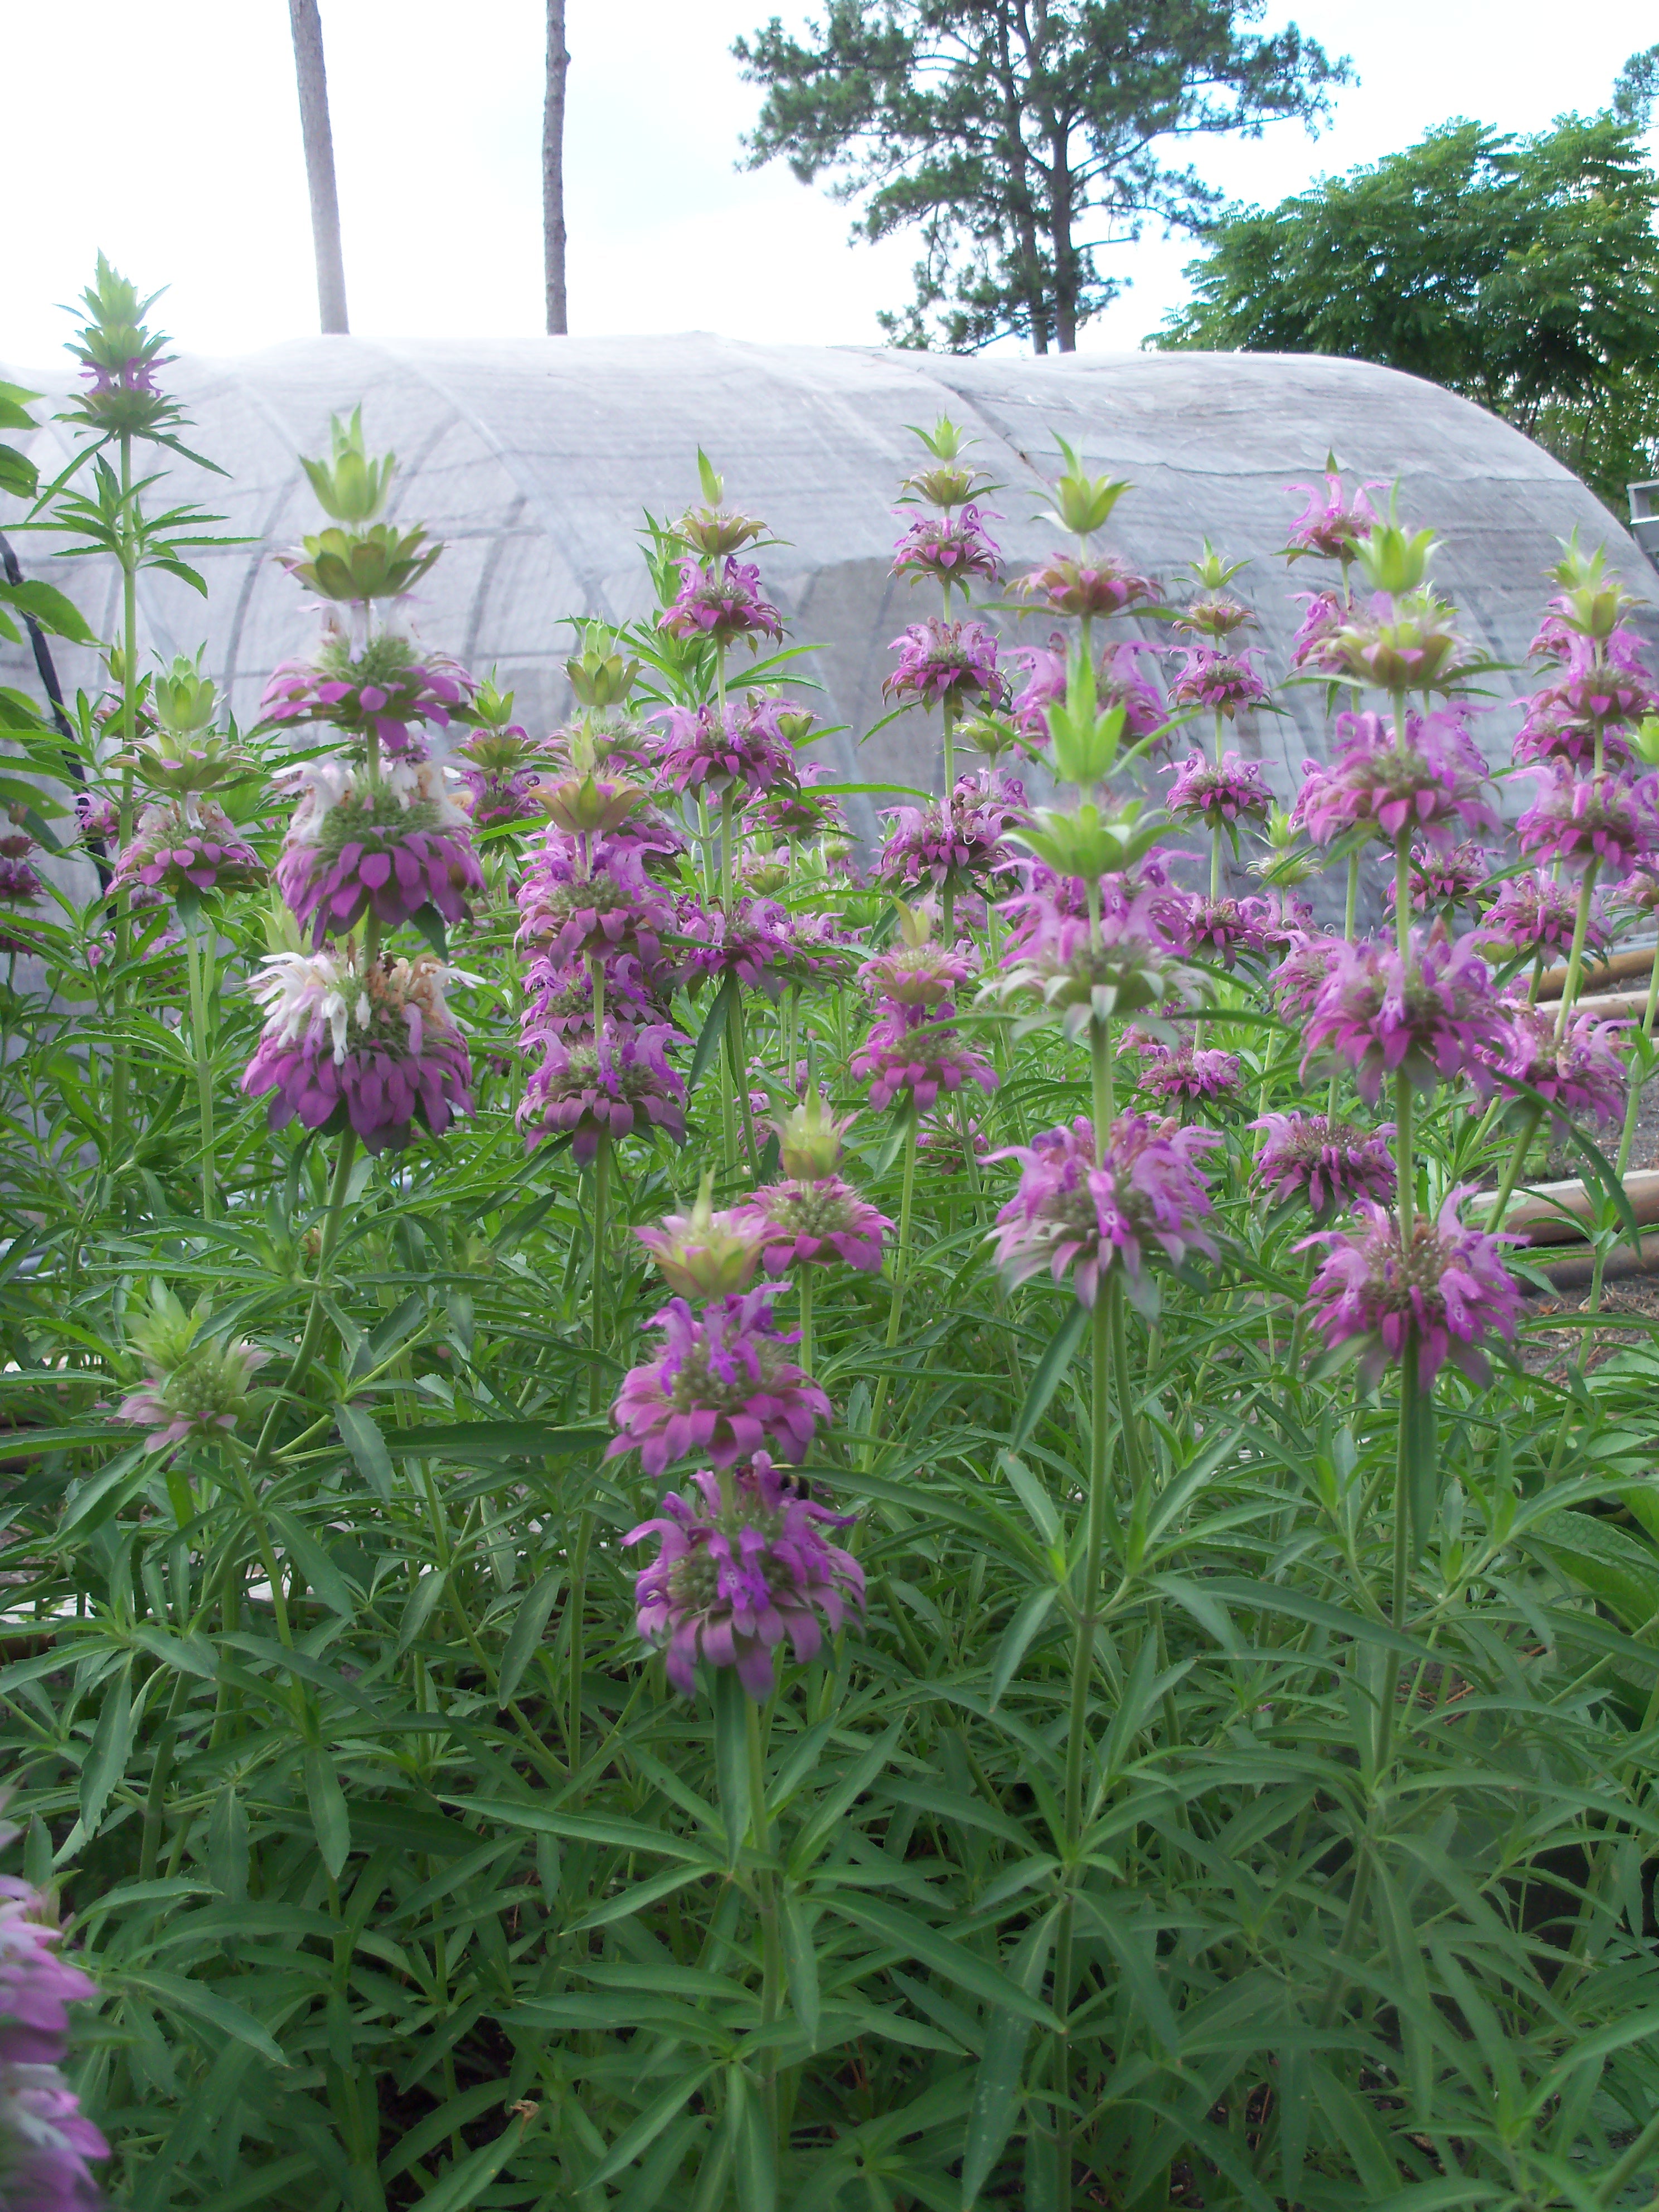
[3,1,1655,375]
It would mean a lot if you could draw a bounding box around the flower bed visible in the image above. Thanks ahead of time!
[2,269,1659,2209]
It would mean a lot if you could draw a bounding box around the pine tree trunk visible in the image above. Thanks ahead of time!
[288,0,350,335]
[544,0,570,336]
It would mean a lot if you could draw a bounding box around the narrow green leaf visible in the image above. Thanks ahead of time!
[688,974,736,1095]
[118,1968,287,2065]
[961,1913,1055,2209]
[584,2067,719,2189]
[334,1403,395,1500]
[1010,1301,1089,1450]
[779,1890,821,2048]
[304,1743,351,1878]
[831,1898,1061,2031]
[79,1658,132,1835]
[266,1506,356,1617]
[496,1569,561,1705]
[989,1587,1060,1710]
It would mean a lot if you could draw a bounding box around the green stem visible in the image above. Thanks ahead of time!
[567,1507,594,1772]
[1394,1069,1414,1244]
[866,1117,919,1459]
[1089,1016,1114,1162]
[109,429,138,1156]
[720,788,736,912]
[732,993,760,1176]
[1488,1102,1542,1233]
[1343,851,1360,943]
[884,1118,919,1356]
[1554,863,1601,1041]
[590,1134,609,1415]
[183,909,216,1220]
[1590,939,1659,1311]
[255,1130,358,1459]
[1056,1281,1116,2200]
[798,1267,813,1379]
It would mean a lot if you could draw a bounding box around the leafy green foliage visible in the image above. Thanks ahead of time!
[1155,99,1659,514]
[733,0,1348,352]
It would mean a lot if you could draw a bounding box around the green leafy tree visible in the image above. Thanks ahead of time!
[734,0,1348,353]
[1154,84,1659,513]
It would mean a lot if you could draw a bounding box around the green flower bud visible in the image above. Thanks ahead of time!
[151,653,217,739]
[281,522,442,605]
[1039,436,1131,541]
[299,409,397,525]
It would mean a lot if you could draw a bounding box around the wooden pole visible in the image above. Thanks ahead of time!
[544,0,569,334]
[289,0,350,335]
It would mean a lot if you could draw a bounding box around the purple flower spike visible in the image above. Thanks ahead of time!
[658,696,798,801]
[244,947,476,1153]
[1164,750,1273,831]
[891,503,1002,588]
[1384,842,1491,916]
[0,1878,108,2210]
[1284,471,1382,561]
[992,1112,1219,1313]
[1270,932,1345,1017]
[1176,895,1272,966]
[1476,870,1610,963]
[1170,646,1269,718]
[1513,636,1656,769]
[1250,1110,1397,1216]
[1016,551,1156,620]
[608,1289,831,1475]
[1289,588,1350,673]
[1290,708,1496,854]
[518,1025,686,1161]
[276,758,483,946]
[260,621,476,755]
[1301,927,1508,1106]
[1493,1000,1629,1132]
[736,1175,892,1275]
[1301,1188,1521,1390]
[516,835,676,968]
[1132,1040,1242,1104]
[659,556,783,651]
[883,618,1005,714]
[1011,636,1167,746]
[1516,767,1659,877]
[851,1008,999,1113]
[113,798,265,900]
[875,773,1021,897]
[624,1453,863,1699]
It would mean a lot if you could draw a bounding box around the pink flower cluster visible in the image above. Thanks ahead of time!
[883,618,1005,713]
[1516,767,1659,877]
[1016,551,1155,620]
[1492,1000,1628,1132]
[1170,647,1269,718]
[0,1866,106,2211]
[608,1288,830,1474]
[658,697,798,801]
[891,504,1002,589]
[1251,1110,1397,1216]
[276,758,484,947]
[992,1112,1219,1312]
[517,1027,686,1162]
[243,946,475,1152]
[1010,637,1167,747]
[851,1003,998,1114]
[1302,927,1507,1106]
[875,772,1022,898]
[659,556,782,650]
[1165,750,1273,830]
[1303,1189,1520,1390]
[1291,709,1496,853]
[113,798,265,900]
[1476,871,1608,963]
[260,632,474,756]
[625,1454,864,1697]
